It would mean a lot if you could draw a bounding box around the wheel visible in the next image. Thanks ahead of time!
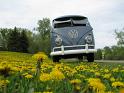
[87,53,94,62]
[52,56,60,62]
[78,55,83,62]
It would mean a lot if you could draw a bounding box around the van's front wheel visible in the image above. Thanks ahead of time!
[52,56,60,62]
[87,53,94,62]
[78,55,83,62]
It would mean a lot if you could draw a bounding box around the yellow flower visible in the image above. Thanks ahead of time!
[0,80,10,87]
[112,81,124,88]
[74,65,85,71]
[110,77,115,82]
[104,69,109,73]
[50,68,65,81]
[25,74,33,79]
[112,68,119,72]
[40,73,51,82]
[22,72,28,76]
[88,78,106,93]
[103,74,111,79]
[95,72,100,76]
[70,79,81,84]
[121,70,124,72]
[43,92,53,93]
[32,52,48,61]
[31,68,36,73]
[75,85,81,90]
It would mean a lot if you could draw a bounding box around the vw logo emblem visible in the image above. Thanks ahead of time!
[68,29,78,38]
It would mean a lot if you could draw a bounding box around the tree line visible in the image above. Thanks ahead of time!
[95,28,124,60]
[0,18,51,55]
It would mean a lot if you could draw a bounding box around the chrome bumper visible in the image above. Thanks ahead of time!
[50,44,97,56]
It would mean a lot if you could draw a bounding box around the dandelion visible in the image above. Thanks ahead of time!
[70,79,81,84]
[75,85,81,90]
[103,74,111,79]
[40,73,51,82]
[95,72,100,76]
[0,79,10,87]
[112,68,119,72]
[22,72,28,76]
[25,74,33,79]
[43,92,53,93]
[88,78,106,93]
[32,52,48,61]
[33,52,48,82]
[70,79,81,93]
[104,69,109,73]
[50,68,65,81]
[112,81,124,88]
[110,77,115,82]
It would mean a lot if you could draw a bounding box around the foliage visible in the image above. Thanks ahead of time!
[7,27,21,52]
[95,27,124,60]
[37,18,51,39]
[27,18,51,55]
[0,28,12,50]
[95,49,102,60]
[115,28,124,46]
[7,27,29,53]
[0,27,30,53]
[0,51,124,93]
[19,30,29,53]
[104,46,112,60]
[95,46,124,60]
[27,33,50,55]
[0,18,51,55]
[36,18,51,55]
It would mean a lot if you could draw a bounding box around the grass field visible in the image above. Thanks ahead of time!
[0,51,124,93]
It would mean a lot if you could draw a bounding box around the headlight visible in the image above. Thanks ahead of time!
[85,34,92,44]
[55,35,62,46]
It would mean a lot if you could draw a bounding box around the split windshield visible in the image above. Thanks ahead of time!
[53,16,87,28]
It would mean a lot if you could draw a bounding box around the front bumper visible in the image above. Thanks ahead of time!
[50,44,97,56]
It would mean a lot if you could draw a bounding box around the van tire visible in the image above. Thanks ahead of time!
[87,53,94,62]
[52,56,60,62]
[78,55,83,62]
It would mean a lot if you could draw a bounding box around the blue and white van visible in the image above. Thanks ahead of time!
[50,15,96,62]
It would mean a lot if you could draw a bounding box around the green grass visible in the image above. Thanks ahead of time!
[0,51,124,93]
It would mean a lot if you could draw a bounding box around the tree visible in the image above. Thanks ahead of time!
[95,49,102,60]
[19,30,29,53]
[37,18,51,39]
[111,45,124,60]
[0,28,12,50]
[7,27,20,52]
[104,46,112,60]
[115,28,124,46]
[34,18,51,55]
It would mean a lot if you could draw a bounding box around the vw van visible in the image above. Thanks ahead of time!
[50,15,96,62]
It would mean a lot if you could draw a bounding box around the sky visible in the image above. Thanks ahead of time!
[0,0,124,48]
